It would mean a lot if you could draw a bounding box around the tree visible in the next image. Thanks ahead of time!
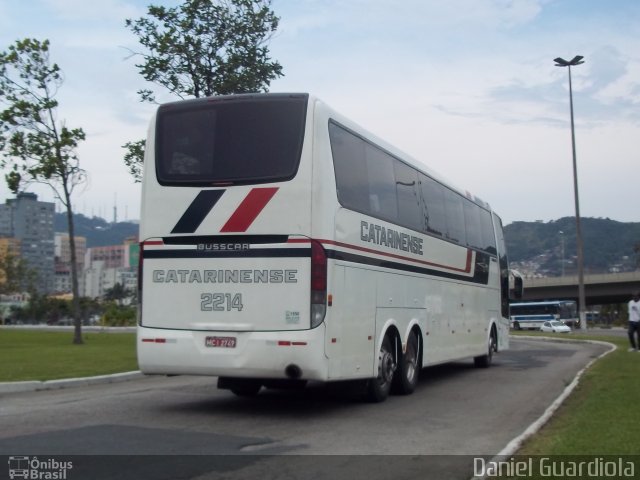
[0,251,36,295]
[123,0,283,182]
[0,38,86,344]
[103,282,132,306]
[101,302,137,327]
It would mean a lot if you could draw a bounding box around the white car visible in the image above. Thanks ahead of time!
[540,320,571,333]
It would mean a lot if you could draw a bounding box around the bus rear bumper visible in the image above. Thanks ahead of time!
[137,325,329,381]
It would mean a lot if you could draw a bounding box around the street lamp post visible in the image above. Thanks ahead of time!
[558,230,565,277]
[554,55,586,330]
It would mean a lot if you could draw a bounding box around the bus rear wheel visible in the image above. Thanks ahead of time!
[366,335,396,402]
[392,330,419,395]
[474,329,496,368]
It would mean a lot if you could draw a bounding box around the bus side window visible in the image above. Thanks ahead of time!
[444,189,466,244]
[394,159,422,232]
[463,200,483,250]
[420,174,446,238]
[369,194,381,213]
[365,143,397,221]
[480,208,497,254]
[329,123,369,213]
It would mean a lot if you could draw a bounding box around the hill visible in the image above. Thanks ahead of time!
[54,213,139,248]
[504,217,640,276]
[54,213,640,275]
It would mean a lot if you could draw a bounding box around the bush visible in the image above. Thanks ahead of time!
[101,304,136,327]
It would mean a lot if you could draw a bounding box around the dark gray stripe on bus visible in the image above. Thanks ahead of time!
[326,250,491,285]
[170,190,225,234]
[143,248,309,259]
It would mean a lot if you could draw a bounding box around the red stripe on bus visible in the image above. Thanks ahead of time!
[143,240,164,246]
[287,238,474,274]
[220,187,279,232]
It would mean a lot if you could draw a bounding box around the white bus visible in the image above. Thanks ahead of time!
[137,93,520,402]
[510,300,579,330]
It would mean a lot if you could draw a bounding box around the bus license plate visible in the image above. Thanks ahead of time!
[205,336,236,348]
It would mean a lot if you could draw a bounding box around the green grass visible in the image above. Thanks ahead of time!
[0,329,137,382]
[511,331,638,455]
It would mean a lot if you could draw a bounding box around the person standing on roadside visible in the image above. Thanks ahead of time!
[628,292,640,352]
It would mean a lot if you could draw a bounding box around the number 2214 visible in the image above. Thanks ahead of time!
[200,293,243,311]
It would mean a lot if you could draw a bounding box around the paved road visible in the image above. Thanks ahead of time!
[0,338,609,480]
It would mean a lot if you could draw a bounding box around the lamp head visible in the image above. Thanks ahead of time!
[554,55,585,67]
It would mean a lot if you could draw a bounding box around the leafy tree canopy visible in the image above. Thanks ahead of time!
[0,38,86,197]
[123,0,283,182]
[0,251,36,295]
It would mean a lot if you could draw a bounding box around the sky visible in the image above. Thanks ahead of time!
[0,0,638,225]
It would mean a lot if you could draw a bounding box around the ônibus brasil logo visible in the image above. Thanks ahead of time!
[8,456,73,479]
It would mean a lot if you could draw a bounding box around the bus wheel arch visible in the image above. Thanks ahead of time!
[474,323,497,368]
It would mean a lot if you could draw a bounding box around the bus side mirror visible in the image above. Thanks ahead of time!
[509,269,524,300]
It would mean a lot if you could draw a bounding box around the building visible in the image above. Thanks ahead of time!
[54,233,87,294]
[83,240,138,300]
[0,193,55,293]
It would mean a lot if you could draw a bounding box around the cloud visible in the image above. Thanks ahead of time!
[279,0,545,33]
[42,0,142,23]
[427,45,640,128]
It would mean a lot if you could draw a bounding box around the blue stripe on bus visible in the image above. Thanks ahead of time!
[170,189,225,234]
[511,315,555,321]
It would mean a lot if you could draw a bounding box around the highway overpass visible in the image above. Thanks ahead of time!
[522,271,640,305]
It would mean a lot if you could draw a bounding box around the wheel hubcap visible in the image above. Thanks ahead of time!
[406,340,417,380]
[379,350,395,384]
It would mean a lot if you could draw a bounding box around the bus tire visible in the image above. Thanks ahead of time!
[366,335,395,402]
[474,328,496,368]
[392,330,420,395]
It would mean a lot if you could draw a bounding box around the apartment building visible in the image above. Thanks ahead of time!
[83,241,139,299]
[0,193,55,293]
[54,233,87,294]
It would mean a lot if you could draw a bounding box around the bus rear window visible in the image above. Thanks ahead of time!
[155,94,308,186]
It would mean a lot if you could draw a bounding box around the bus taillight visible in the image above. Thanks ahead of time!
[137,242,144,324]
[310,239,327,328]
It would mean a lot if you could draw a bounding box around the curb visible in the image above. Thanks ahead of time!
[1,325,136,333]
[470,336,617,480]
[0,371,144,395]
[497,336,616,456]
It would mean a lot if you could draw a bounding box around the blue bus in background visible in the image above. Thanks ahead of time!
[510,300,579,330]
